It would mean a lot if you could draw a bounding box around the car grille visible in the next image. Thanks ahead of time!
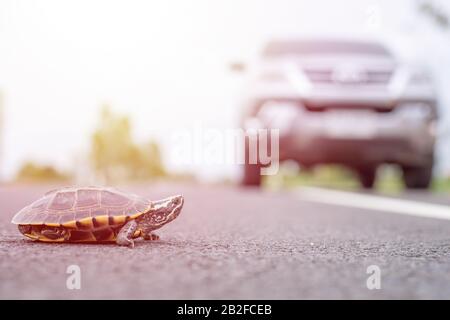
[302,68,393,85]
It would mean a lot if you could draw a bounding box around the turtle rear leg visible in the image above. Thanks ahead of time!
[117,220,138,248]
[41,227,70,242]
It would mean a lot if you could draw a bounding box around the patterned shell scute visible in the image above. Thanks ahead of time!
[76,189,99,207]
[49,191,76,210]
[11,187,152,225]
[101,190,130,207]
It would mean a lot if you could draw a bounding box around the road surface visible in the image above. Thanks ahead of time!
[1,183,450,299]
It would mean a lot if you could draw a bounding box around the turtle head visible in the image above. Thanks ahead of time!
[142,195,184,230]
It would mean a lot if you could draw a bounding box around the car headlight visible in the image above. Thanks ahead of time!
[409,70,431,85]
[395,102,433,119]
[244,117,264,131]
[258,72,287,82]
[256,101,301,132]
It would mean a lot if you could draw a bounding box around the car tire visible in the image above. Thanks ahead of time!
[357,166,377,189]
[241,135,263,187]
[402,164,433,189]
[242,163,262,187]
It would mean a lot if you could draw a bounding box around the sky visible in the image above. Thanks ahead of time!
[0,0,449,181]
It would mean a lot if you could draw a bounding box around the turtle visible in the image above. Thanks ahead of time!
[11,186,184,248]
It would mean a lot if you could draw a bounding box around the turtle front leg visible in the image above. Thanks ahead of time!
[117,220,138,248]
[142,230,160,241]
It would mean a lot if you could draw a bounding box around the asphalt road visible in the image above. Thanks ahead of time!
[1,183,450,299]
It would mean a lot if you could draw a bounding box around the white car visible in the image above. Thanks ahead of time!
[240,38,438,189]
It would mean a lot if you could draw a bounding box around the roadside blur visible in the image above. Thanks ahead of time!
[0,0,449,192]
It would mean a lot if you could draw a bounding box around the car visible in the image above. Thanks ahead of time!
[239,38,438,189]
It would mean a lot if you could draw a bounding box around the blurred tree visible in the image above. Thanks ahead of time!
[16,162,72,183]
[418,0,449,29]
[90,105,166,183]
[417,0,450,183]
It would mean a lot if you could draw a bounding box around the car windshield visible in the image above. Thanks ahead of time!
[263,40,392,57]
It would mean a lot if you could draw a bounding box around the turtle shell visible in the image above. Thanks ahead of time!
[11,187,152,229]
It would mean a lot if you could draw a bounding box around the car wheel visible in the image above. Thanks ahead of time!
[357,167,377,189]
[402,164,433,189]
[241,134,263,187]
[242,163,262,187]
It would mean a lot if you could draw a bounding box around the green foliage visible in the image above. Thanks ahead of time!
[16,162,71,183]
[266,164,450,194]
[419,1,449,29]
[90,105,166,183]
[432,176,450,192]
[266,164,360,190]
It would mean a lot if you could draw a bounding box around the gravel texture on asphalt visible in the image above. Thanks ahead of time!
[1,183,450,299]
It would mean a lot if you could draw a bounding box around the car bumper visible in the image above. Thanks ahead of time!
[279,136,432,167]
[248,105,437,167]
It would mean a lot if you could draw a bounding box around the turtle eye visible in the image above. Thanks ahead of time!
[172,197,182,206]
